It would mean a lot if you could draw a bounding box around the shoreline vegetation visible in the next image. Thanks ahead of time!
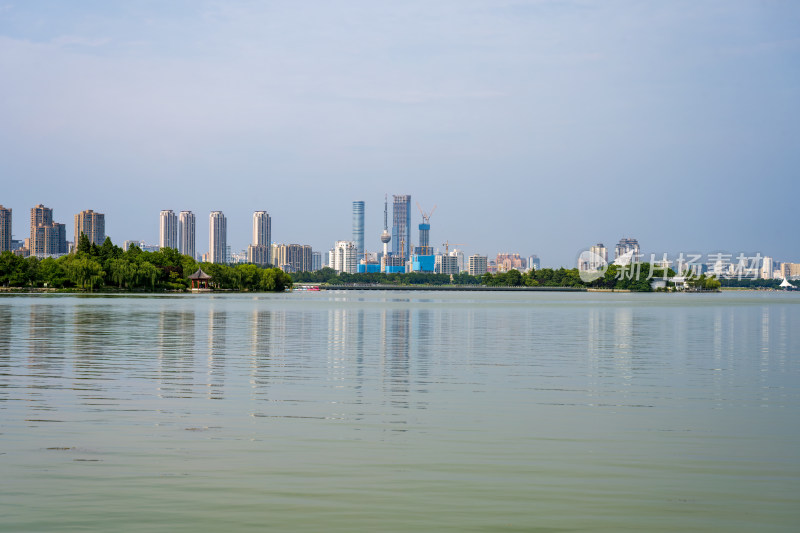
[289,264,722,292]
[1,237,761,293]
[0,236,292,293]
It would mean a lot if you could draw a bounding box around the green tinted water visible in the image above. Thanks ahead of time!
[1,292,798,531]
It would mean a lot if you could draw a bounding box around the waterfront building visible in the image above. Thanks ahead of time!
[179,211,196,259]
[74,209,105,247]
[33,222,66,257]
[780,262,800,279]
[382,253,406,274]
[527,255,540,271]
[247,244,269,265]
[435,254,459,275]
[253,211,271,259]
[209,211,227,264]
[159,210,177,250]
[29,205,67,257]
[468,255,488,276]
[30,204,52,256]
[333,240,358,274]
[411,254,435,272]
[252,211,271,264]
[123,240,159,252]
[451,248,466,273]
[358,251,381,273]
[590,244,607,269]
[392,195,411,260]
[273,244,313,273]
[0,205,11,252]
[496,253,525,273]
[615,237,640,263]
[311,251,322,271]
[761,256,774,279]
[352,201,365,258]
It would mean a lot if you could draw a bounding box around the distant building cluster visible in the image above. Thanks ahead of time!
[325,194,541,278]
[576,236,800,281]
[2,201,797,281]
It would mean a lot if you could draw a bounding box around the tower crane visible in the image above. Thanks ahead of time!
[416,202,437,224]
[442,241,466,255]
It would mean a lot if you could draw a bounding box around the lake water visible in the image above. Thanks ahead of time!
[1,291,799,532]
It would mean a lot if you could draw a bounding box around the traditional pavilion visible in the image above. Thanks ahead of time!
[188,268,212,291]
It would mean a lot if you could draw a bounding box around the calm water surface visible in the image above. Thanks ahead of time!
[1,291,799,532]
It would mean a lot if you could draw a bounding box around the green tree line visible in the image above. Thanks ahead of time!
[0,235,292,292]
[290,264,711,292]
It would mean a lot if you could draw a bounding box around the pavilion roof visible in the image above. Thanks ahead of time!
[188,268,212,280]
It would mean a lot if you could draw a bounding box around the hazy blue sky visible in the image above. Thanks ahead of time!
[1,1,798,266]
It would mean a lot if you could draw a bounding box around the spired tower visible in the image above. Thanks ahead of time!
[380,195,391,258]
[380,195,391,272]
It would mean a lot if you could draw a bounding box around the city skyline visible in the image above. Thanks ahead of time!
[1,199,799,271]
[1,2,798,264]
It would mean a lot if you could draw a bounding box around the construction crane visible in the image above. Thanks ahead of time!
[416,202,437,224]
[442,241,466,255]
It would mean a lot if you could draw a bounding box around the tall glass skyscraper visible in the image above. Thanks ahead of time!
[352,201,365,258]
[392,195,411,260]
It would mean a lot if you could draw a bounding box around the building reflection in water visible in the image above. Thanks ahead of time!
[157,308,195,399]
[248,308,274,399]
[381,307,410,410]
[29,304,66,374]
[26,304,64,415]
[207,306,226,399]
[0,303,11,359]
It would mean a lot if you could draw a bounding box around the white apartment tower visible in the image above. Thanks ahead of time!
[333,240,358,274]
[468,255,488,276]
[179,211,196,259]
[761,256,774,280]
[159,210,177,250]
[209,211,227,264]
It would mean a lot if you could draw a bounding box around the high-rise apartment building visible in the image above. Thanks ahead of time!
[29,205,67,257]
[179,211,196,259]
[333,240,358,274]
[30,204,52,254]
[272,244,312,272]
[496,253,525,273]
[468,255,488,276]
[159,210,177,250]
[33,223,67,257]
[74,209,105,247]
[311,251,322,272]
[587,243,608,270]
[435,254,459,275]
[615,237,640,263]
[761,256,774,280]
[252,211,271,263]
[247,244,270,265]
[209,211,227,264]
[392,195,411,260]
[0,205,11,252]
[352,201,365,258]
